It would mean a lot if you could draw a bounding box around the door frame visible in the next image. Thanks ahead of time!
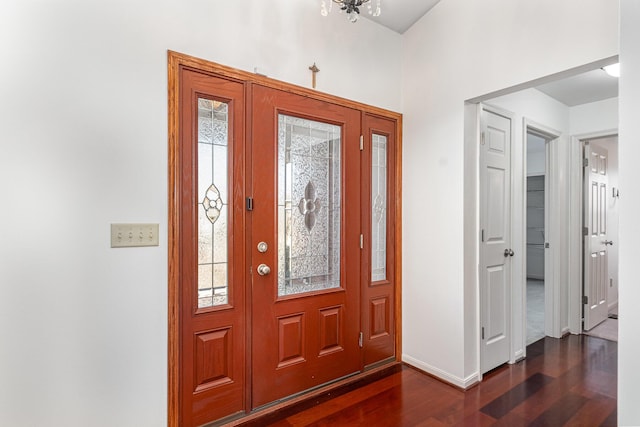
[167,51,403,426]
[521,119,561,356]
[472,105,565,380]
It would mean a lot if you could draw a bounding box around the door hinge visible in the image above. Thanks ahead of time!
[583,158,589,167]
[481,327,485,340]
[360,135,364,151]
[545,242,550,248]
[481,132,486,146]
[583,295,588,305]
[246,197,254,211]
[358,332,363,348]
[481,229,485,242]
[360,234,364,249]
[583,226,588,236]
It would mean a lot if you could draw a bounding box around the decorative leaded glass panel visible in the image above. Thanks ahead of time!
[278,114,341,296]
[197,98,229,308]
[371,133,387,282]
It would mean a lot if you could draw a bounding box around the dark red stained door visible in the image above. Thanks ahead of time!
[178,68,246,426]
[250,84,362,408]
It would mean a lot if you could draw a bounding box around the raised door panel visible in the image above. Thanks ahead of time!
[277,314,305,367]
[486,167,507,242]
[486,266,507,343]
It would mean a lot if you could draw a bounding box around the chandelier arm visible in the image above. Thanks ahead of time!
[332,0,371,4]
[325,0,377,21]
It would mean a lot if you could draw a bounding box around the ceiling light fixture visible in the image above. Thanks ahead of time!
[321,0,381,23]
[603,63,620,78]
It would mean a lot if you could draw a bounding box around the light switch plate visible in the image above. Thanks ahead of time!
[111,223,159,248]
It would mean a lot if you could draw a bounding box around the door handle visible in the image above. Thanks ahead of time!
[603,240,614,246]
[504,249,515,257]
[257,264,271,276]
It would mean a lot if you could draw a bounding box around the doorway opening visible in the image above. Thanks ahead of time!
[466,56,619,383]
[525,131,547,345]
[581,135,619,342]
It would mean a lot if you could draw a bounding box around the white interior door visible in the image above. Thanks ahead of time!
[480,107,512,373]
[583,142,610,331]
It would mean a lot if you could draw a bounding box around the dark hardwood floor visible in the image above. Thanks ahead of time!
[241,335,617,426]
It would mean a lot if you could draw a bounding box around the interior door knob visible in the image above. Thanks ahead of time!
[257,264,271,276]
[509,249,515,257]
[504,249,515,257]
[603,240,614,246]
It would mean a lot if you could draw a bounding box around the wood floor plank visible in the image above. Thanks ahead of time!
[239,335,616,427]
[479,373,554,419]
[563,393,616,427]
[527,393,588,426]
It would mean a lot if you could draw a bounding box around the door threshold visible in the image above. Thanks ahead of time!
[208,361,402,427]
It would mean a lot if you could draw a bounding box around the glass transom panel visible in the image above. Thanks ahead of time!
[197,98,229,308]
[371,133,387,282]
[278,114,341,297]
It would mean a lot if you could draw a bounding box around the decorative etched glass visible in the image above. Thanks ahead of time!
[278,114,341,296]
[371,133,387,282]
[197,98,229,307]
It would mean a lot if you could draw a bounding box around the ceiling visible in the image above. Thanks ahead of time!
[535,68,618,106]
[361,0,618,107]
[362,0,441,34]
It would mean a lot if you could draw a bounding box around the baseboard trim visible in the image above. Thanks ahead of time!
[513,349,525,362]
[402,354,479,389]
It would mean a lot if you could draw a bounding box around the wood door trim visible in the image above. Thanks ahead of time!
[395,114,403,361]
[168,51,181,427]
[167,51,402,426]
[167,51,400,122]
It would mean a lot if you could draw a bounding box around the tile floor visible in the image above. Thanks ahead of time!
[527,279,545,345]
[527,278,618,343]
[585,316,618,341]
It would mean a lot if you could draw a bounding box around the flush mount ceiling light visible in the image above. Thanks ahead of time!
[603,63,620,78]
[321,0,381,23]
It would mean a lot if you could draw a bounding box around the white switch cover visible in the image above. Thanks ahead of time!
[111,223,159,248]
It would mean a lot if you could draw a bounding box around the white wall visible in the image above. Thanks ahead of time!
[0,2,402,426]
[619,1,640,424]
[570,97,619,136]
[527,133,546,177]
[401,0,618,385]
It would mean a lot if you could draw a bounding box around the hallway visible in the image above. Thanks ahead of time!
[238,335,616,426]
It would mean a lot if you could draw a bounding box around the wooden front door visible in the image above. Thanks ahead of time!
[169,52,401,427]
[250,84,362,408]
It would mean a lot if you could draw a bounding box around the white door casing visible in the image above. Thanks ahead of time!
[583,142,610,331]
[480,106,512,373]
